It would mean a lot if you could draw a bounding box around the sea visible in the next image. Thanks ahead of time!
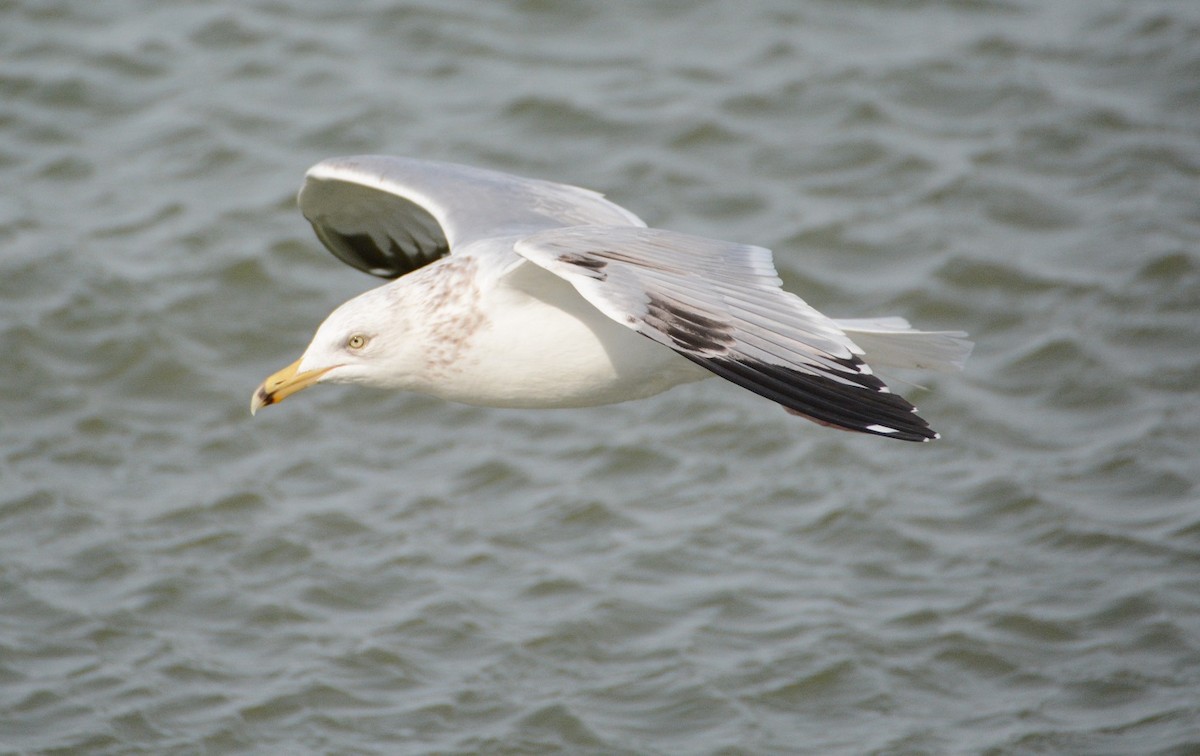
[2,1,1199,753]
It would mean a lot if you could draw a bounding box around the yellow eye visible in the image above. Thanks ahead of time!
[347,334,367,350]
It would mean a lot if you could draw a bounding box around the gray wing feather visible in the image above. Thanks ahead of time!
[515,226,939,441]
[299,155,645,278]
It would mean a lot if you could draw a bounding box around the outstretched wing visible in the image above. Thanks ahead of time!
[516,226,939,441]
[298,156,645,278]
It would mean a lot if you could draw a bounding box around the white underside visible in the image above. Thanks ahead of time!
[406,261,710,408]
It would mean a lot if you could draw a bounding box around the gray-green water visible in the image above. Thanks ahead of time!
[3,1,1199,753]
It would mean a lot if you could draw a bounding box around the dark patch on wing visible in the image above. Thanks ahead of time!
[306,185,450,279]
[312,226,450,279]
[645,294,735,353]
[677,354,937,442]
[558,253,608,279]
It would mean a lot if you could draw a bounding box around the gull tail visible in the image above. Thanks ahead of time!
[835,317,973,372]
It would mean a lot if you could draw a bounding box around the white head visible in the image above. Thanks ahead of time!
[250,284,420,414]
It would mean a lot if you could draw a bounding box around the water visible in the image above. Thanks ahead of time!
[3,0,1200,752]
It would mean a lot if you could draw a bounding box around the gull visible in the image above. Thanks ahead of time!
[251,156,971,441]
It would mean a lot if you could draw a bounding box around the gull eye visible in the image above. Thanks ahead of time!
[347,334,368,350]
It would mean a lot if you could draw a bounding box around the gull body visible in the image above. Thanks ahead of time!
[253,156,971,441]
[297,247,708,408]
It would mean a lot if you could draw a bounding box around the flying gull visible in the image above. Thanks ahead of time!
[251,156,971,441]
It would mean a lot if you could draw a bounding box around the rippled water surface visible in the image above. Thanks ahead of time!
[3,0,1200,753]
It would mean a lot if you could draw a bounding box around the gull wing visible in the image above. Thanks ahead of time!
[298,156,645,278]
[516,226,940,441]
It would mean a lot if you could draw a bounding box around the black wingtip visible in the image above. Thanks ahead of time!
[695,356,939,442]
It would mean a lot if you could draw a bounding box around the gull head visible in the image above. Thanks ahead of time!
[251,286,417,414]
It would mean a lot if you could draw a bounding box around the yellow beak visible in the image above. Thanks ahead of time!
[250,358,332,415]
